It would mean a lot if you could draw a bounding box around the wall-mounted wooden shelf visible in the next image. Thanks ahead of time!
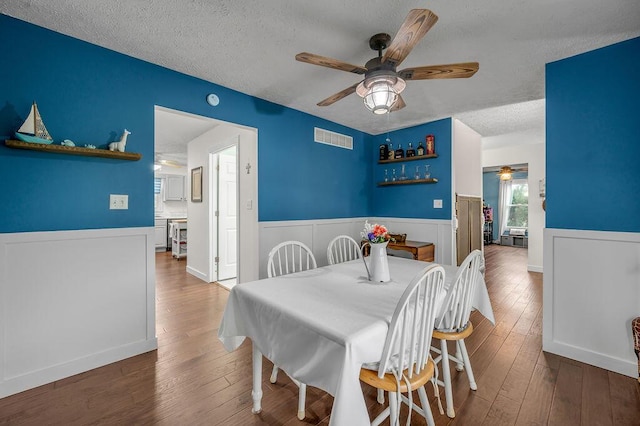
[4,139,142,161]
[378,178,438,187]
[378,153,437,164]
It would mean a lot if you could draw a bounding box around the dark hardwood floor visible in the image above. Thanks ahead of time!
[1,245,638,425]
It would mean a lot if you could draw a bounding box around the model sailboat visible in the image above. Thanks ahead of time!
[15,102,53,144]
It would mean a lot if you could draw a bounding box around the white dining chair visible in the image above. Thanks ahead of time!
[431,249,483,418]
[267,240,317,279]
[266,240,317,420]
[360,264,446,426]
[327,235,362,265]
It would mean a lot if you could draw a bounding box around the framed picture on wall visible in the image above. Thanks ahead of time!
[191,166,203,202]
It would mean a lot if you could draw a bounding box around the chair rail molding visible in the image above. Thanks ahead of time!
[259,217,453,279]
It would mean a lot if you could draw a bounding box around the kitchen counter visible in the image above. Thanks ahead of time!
[154,216,187,251]
[155,215,187,220]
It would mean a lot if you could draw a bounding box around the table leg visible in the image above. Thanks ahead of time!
[251,344,263,414]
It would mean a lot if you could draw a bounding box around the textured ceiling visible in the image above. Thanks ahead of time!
[2,0,639,157]
[153,107,221,167]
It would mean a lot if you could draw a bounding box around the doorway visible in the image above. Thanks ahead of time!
[482,164,529,249]
[154,105,259,287]
[212,145,238,288]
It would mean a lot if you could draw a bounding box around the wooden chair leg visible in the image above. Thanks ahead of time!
[440,339,455,418]
[377,388,385,404]
[297,383,306,420]
[459,339,477,390]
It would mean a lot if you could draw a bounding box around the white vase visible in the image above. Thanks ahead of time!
[361,241,391,283]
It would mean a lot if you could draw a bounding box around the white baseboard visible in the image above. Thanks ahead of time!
[528,264,543,273]
[543,227,640,378]
[187,265,208,282]
[0,339,157,399]
[543,338,637,378]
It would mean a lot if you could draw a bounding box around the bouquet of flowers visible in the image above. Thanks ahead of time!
[361,220,391,244]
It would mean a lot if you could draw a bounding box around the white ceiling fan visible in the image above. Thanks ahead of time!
[154,155,185,170]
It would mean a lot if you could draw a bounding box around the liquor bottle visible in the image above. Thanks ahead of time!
[416,140,425,156]
[426,134,435,155]
[379,143,388,161]
[387,143,394,160]
[394,143,404,159]
[406,142,415,157]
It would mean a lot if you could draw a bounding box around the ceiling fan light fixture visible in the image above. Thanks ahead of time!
[356,74,406,115]
[499,166,513,181]
[363,84,398,115]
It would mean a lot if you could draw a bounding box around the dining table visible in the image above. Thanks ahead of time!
[218,256,494,426]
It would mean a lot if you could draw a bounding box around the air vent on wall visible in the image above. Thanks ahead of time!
[314,127,353,150]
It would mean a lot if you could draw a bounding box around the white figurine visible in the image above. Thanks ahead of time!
[109,129,131,152]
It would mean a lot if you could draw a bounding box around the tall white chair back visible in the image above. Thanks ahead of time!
[362,264,445,426]
[431,249,483,418]
[436,249,483,332]
[327,235,361,265]
[267,241,317,278]
[379,264,445,378]
[265,240,317,420]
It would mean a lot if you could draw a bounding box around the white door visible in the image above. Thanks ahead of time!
[217,148,237,280]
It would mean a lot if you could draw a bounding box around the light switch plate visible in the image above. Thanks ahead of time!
[110,194,129,210]
[433,199,443,209]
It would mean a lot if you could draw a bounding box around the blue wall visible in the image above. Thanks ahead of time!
[0,15,372,232]
[482,172,499,241]
[371,118,452,219]
[546,36,640,233]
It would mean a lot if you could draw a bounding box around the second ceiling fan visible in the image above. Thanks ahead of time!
[295,9,479,114]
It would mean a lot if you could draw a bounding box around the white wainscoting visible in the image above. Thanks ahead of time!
[259,217,454,279]
[543,228,640,378]
[0,227,157,398]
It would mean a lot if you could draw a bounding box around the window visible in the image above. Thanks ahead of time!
[507,179,528,228]
[154,178,163,212]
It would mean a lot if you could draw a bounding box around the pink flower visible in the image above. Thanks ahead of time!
[372,224,387,237]
[361,221,391,243]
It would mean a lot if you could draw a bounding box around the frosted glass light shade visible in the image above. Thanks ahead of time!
[363,83,398,114]
[356,74,406,115]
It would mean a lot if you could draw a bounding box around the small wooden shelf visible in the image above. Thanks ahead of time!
[378,178,438,187]
[4,139,142,161]
[378,153,437,164]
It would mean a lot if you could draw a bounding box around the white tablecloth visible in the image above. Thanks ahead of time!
[218,256,494,426]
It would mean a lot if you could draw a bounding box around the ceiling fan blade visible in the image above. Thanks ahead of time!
[317,82,360,106]
[391,95,406,112]
[382,9,439,69]
[398,62,479,80]
[158,159,184,168]
[296,52,367,75]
